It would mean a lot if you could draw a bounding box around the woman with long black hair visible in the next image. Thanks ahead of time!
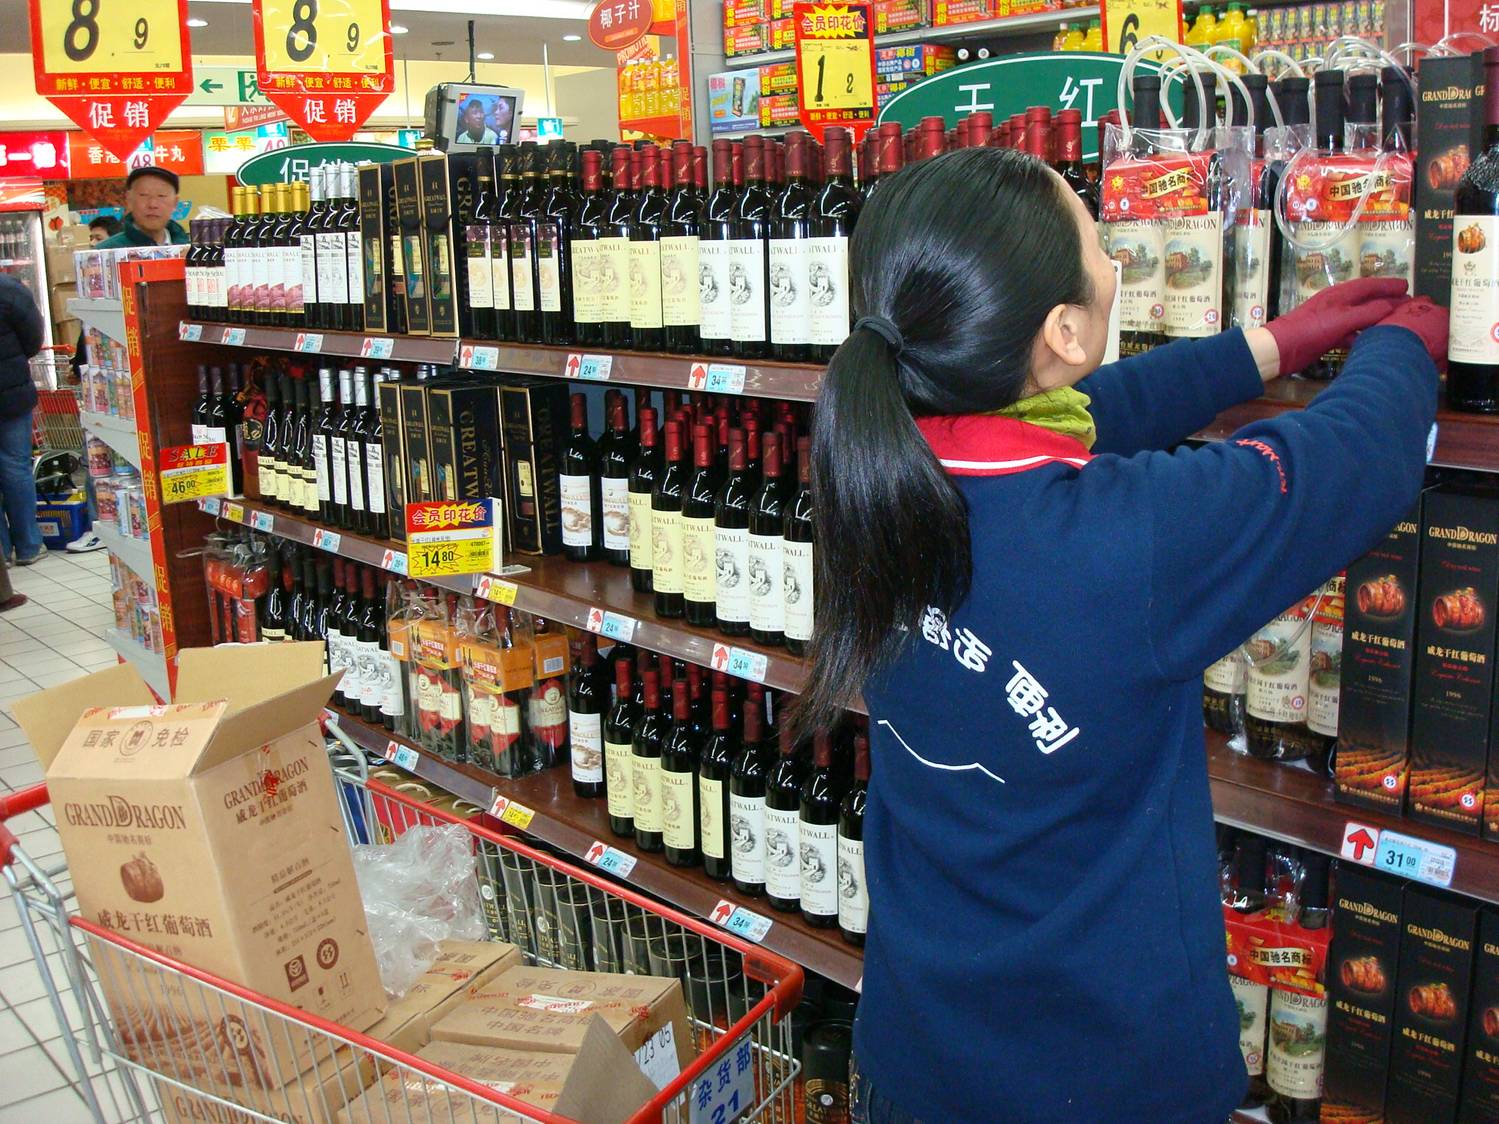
[799,147,1446,1121]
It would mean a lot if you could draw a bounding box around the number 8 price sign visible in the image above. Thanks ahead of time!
[28,0,194,160]
[252,0,394,142]
[793,2,877,144]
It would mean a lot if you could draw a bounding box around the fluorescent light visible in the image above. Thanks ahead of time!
[391,23,409,33]
[186,17,208,25]
[563,33,581,40]
[477,51,495,59]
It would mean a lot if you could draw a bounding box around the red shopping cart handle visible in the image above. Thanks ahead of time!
[0,783,49,864]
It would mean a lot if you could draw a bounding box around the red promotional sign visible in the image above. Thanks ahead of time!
[0,132,71,180]
[252,0,394,143]
[67,130,204,180]
[27,0,193,161]
[588,0,654,51]
[793,2,878,142]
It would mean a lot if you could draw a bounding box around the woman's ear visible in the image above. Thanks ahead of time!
[1031,303,1091,390]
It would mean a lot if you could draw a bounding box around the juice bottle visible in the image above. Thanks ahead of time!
[618,65,632,121]
[1061,22,1085,50]
[1186,6,1218,50]
[1216,3,1249,68]
[1082,18,1104,51]
[1053,22,1069,50]
[1243,6,1259,51]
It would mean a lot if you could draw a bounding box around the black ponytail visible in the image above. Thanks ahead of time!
[795,147,1093,736]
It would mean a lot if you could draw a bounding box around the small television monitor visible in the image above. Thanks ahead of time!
[424,83,525,151]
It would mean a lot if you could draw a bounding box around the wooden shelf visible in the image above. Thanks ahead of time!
[181,321,460,366]
[327,707,865,991]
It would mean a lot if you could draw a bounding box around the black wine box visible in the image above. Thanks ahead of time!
[376,379,407,542]
[1407,486,1499,836]
[434,150,490,340]
[499,380,567,556]
[392,156,431,336]
[382,163,407,335]
[358,164,389,335]
[1336,499,1425,813]
[399,382,434,514]
[1386,887,1480,1123]
[1459,910,1499,1121]
[417,152,468,339]
[1414,51,1486,308]
[426,384,502,512]
[1323,863,1406,1120]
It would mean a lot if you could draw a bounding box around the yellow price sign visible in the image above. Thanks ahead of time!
[1102,0,1184,57]
[794,2,876,138]
[158,443,231,505]
[801,40,873,112]
[256,0,390,76]
[32,0,187,80]
[407,535,495,578]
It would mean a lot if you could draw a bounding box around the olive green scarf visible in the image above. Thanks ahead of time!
[993,386,1097,451]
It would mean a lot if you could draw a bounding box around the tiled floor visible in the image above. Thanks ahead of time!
[0,547,142,1123]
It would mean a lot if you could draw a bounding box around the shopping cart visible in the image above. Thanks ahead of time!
[1,718,804,1123]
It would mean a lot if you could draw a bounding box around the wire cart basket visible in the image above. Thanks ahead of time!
[0,718,803,1123]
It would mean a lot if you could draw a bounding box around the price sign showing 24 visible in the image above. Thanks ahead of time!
[257,0,388,75]
[34,0,184,75]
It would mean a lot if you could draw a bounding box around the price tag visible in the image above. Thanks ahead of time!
[220,327,246,346]
[179,321,202,342]
[380,548,408,575]
[406,499,500,578]
[578,354,613,381]
[312,528,342,553]
[706,363,747,395]
[197,496,221,515]
[708,899,773,943]
[222,501,245,523]
[257,0,389,77]
[34,0,186,78]
[584,607,637,642]
[710,643,769,683]
[1375,830,1457,888]
[295,332,323,353]
[251,510,275,532]
[460,344,500,371]
[687,1037,756,1124]
[488,793,536,830]
[158,443,230,505]
[584,840,638,878]
[389,743,420,771]
[475,575,519,606]
[793,1,877,139]
[360,336,394,359]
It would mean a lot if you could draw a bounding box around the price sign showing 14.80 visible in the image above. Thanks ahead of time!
[404,498,501,579]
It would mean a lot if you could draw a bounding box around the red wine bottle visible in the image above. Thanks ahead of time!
[730,136,773,359]
[632,667,668,852]
[699,138,738,356]
[661,677,702,867]
[808,127,860,361]
[699,686,737,881]
[769,130,815,362]
[627,406,661,592]
[799,731,842,928]
[713,428,753,637]
[569,638,606,798]
[651,419,687,619]
[783,436,813,656]
[764,722,808,912]
[599,397,633,567]
[604,657,637,834]
[682,423,722,627]
[729,696,772,896]
[748,431,788,646]
[570,147,612,348]
[1054,109,1098,218]
[629,143,667,351]
[560,392,600,563]
[838,733,869,945]
[663,141,704,354]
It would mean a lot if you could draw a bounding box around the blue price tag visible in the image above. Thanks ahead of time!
[688,1037,757,1124]
[705,363,747,395]
[296,332,323,353]
[725,647,768,683]
[1375,830,1456,888]
[179,321,202,342]
[361,337,394,360]
[466,345,499,371]
[221,327,246,346]
[251,511,274,532]
[601,612,636,642]
[198,496,221,515]
[578,354,613,381]
[710,899,772,943]
[313,529,342,553]
[381,548,408,575]
[585,841,639,878]
[390,744,419,771]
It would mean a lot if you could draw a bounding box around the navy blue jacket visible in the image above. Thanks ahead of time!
[855,325,1437,1122]
[0,275,42,420]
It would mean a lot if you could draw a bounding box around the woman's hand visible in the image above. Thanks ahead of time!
[1375,296,1448,363]
[1251,277,1413,382]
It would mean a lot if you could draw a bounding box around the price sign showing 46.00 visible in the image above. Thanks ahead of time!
[158,443,230,505]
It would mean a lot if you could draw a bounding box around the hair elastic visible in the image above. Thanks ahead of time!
[854,315,905,355]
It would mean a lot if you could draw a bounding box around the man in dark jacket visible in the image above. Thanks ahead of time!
[94,167,188,248]
[0,275,44,563]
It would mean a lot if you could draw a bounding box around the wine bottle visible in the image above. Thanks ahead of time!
[651,419,687,618]
[340,164,366,334]
[191,365,213,444]
[1055,109,1098,218]
[258,373,281,505]
[599,397,633,567]
[571,148,612,348]
[1305,574,1344,774]
[748,431,788,646]
[365,368,389,541]
[711,428,754,637]
[661,676,702,867]
[838,732,868,945]
[301,168,324,329]
[1230,970,1272,1111]
[343,565,369,721]
[270,183,294,328]
[286,180,309,329]
[632,666,668,852]
[602,145,636,348]
[510,143,545,343]
[682,423,722,627]
[491,145,520,341]
[699,139,738,356]
[345,366,371,535]
[327,558,350,705]
[1450,46,1499,412]
[316,167,350,331]
[298,373,321,516]
[569,638,606,798]
[1245,600,1319,762]
[262,553,290,642]
[1203,649,1247,735]
[629,144,667,351]
[699,686,737,881]
[731,137,773,359]
[560,392,600,563]
[1265,989,1326,1123]
[769,131,815,362]
[1295,71,1350,380]
[466,147,498,341]
[799,731,841,928]
[728,695,773,896]
[1111,73,1169,356]
[783,436,813,655]
[247,187,272,325]
[290,377,313,515]
[662,141,703,354]
[604,657,637,834]
[528,622,570,772]
[539,141,577,344]
[1232,73,1284,332]
[627,406,661,593]
[329,368,353,528]
[807,128,860,361]
[764,722,808,912]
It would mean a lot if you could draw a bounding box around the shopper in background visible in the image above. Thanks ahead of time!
[92,167,188,249]
[799,146,1447,1122]
[86,214,122,244]
[0,273,45,565]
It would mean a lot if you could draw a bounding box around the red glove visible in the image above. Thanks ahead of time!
[1375,296,1448,363]
[1265,276,1410,375]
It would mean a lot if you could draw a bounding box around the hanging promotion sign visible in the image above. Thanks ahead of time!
[588,0,654,51]
[1100,0,1184,56]
[793,2,878,142]
[251,0,394,143]
[27,0,194,161]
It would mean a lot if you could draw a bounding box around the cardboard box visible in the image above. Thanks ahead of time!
[393,156,431,336]
[1407,486,1499,835]
[1386,887,1479,1122]
[875,0,930,31]
[708,72,761,134]
[425,384,502,515]
[1323,864,1406,1121]
[46,242,79,283]
[1336,501,1425,813]
[400,382,435,509]
[724,23,769,56]
[1459,910,1499,1119]
[932,0,993,24]
[13,646,382,1104]
[769,17,795,48]
[49,281,77,321]
[759,93,801,129]
[1414,51,1484,309]
[499,381,567,555]
[377,378,409,541]
[358,164,389,335]
[723,0,766,26]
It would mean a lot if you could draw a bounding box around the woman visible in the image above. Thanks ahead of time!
[800,147,1446,1121]
[0,273,44,564]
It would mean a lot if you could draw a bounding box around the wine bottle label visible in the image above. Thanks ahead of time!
[439,684,464,722]
[1246,604,1313,725]
[700,776,726,860]
[569,240,601,324]
[1162,214,1223,338]
[346,441,366,510]
[403,234,426,302]
[313,435,331,503]
[629,241,664,329]
[601,477,631,552]
[729,239,768,343]
[495,695,525,738]
[769,238,811,346]
[1451,216,1499,362]
[606,737,634,821]
[327,627,347,683]
[465,229,495,310]
[510,227,536,311]
[1233,211,1272,328]
[682,515,717,604]
[714,525,750,624]
[660,235,702,327]
[1360,218,1414,288]
[1204,650,1246,694]
[570,711,603,783]
[267,460,285,501]
[1308,577,1344,737]
[318,232,349,304]
[559,473,596,547]
[490,241,511,312]
[346,230,364,308]
[186,266,199,310]
[378,651,404,718]
[351,639,376,706]
[262,626,285,643]
[1228,975,1268,1078]
[225,247,240,310]
[661,769,696,849]
[1294,221,1358,304]
[837,832,867,934]
[628,489,654,570]
[530,680,567,731]
[800,819,837,917]
[748,532,785,632]
[252,247,271,314]
[597,237,632,323]
[1106,220,1165,334]
[258,452,276,500]
[285,243,304,315]
[806,235,851,347]
[698,240,732,340]
[366,444,386,515]
[652,508,684,594]
[633,753,663,832]
[764,805,800,901]
[1265,990,1326,1099]
[300,235,318,307]
[537,226,563,314]
[432,235,454,304]
[729,791,766,883]
[330,436,349,505]
[190,422,207,445]
[783,538,814,642]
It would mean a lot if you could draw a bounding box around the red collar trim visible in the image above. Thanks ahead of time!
[915,414,1094,477]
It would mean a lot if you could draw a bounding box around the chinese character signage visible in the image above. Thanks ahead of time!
[405,499,500,578]
[588,0,654,51]
[28,0,194,161]
[252,0,394,142]
[794,2,877,142]
[1100,0,1183,55]
[0,132,70,180]
[158,443,230,504]
[67,131,204,180]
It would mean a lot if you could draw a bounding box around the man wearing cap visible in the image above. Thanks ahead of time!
[93,167,188,248]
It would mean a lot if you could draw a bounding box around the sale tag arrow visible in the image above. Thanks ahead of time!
[1340,822,1380,865]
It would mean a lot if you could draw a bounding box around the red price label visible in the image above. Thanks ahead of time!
[252,0,393,142]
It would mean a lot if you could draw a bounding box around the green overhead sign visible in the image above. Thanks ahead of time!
[236,142,416,186]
